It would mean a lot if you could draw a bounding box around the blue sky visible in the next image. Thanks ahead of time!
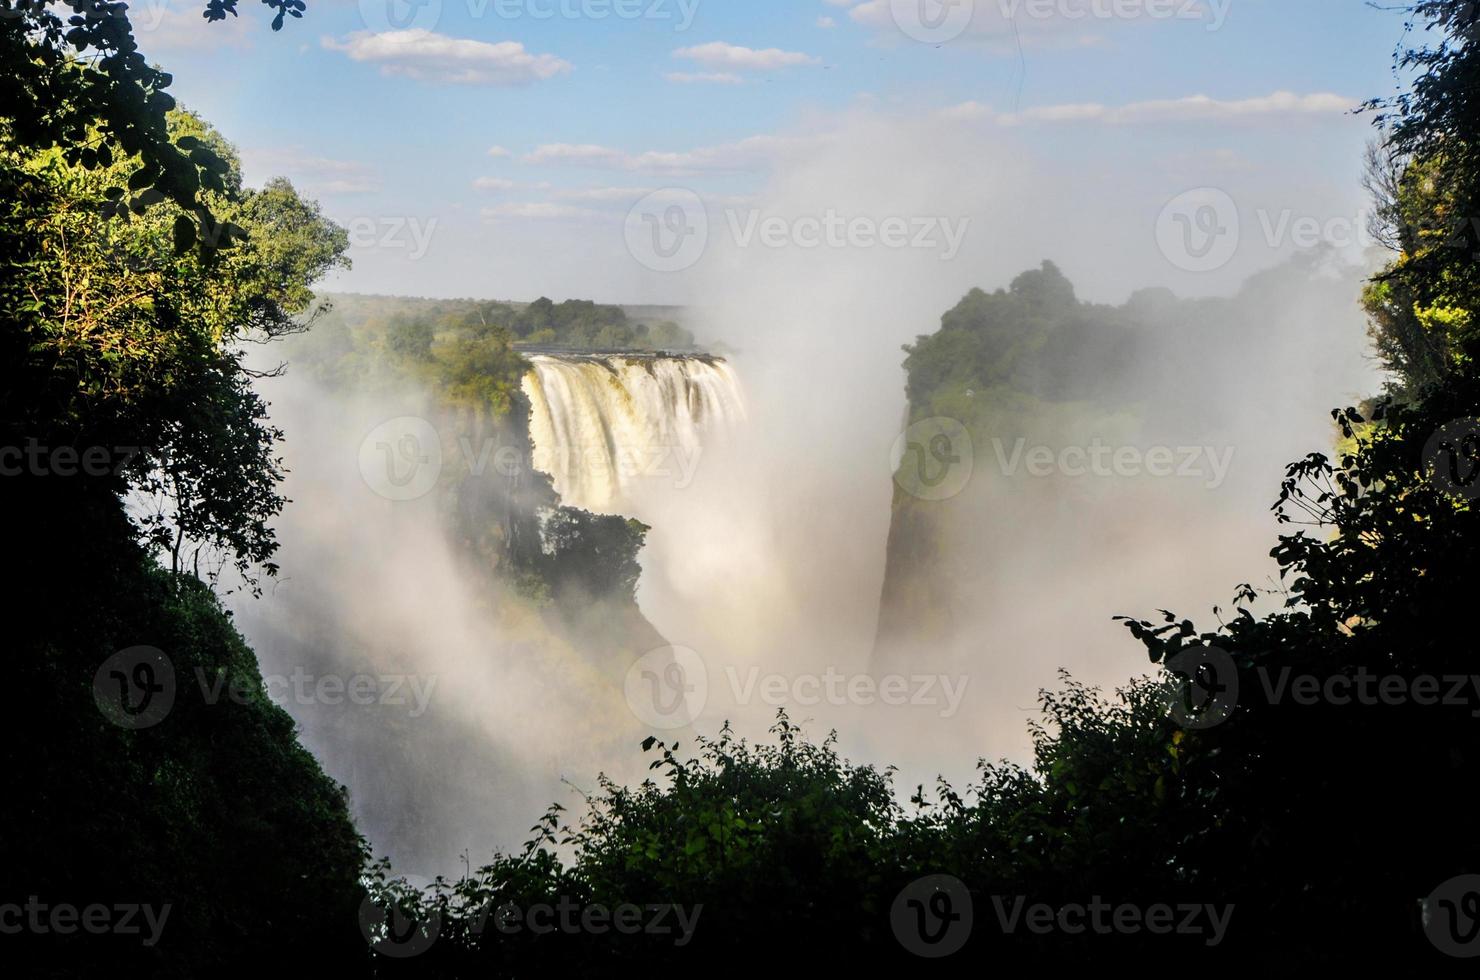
[132,0,1419,303]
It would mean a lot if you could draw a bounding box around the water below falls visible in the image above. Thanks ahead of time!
[521,354,747,513]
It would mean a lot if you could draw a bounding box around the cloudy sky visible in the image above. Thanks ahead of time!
[137,0,1414,304]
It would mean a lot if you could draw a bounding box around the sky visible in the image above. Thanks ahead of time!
[131,0,1420,305]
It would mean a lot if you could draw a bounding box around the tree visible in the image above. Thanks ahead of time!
[2,110,348,587]
[1361,1,1480,393]
[1,0,308,248]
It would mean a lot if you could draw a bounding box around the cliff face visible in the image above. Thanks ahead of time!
[870,257,1376,671]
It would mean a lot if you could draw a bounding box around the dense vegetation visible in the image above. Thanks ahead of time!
[2,13,367,973]
[364,3,1480,971]
[283,294,654,607]
[298,293,695,366]
[7,0,1479,973]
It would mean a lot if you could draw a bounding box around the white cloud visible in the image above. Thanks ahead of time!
[939,91,1354,126]
[665,71,745,84]
[480,202,601,221]
[472,176,518,190]
[817,16,837,28]
[552,186,658,202]
[132,4,254,50]
[848,0,1229,49]
[322,30,572,85]
[239,147,380,195]
[673,41,820,71]
[486,146,513,158]
[523,134,804,176]
[522,144,631,167]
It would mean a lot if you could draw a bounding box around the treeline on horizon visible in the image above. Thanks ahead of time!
[5,0,1480,974]
[305,292,698,359]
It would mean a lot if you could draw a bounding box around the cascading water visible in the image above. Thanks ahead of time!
[521,353,747,513]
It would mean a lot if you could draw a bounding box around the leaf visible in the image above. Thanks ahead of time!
[173,215,197,254]
[127,166,158,191]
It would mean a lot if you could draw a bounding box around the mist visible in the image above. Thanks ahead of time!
[232,105,1379,875]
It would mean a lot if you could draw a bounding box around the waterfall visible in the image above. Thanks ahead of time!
[522,354,747,513]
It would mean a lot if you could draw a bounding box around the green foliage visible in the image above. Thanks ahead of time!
[3,29,365,972]
[1,0,308,248]
[6,515,367,976]
[286,296,656,607]
[1361,2,1480,394]
[373,9,1480,968]
[0,110,348,587]
[537,509,650,602]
